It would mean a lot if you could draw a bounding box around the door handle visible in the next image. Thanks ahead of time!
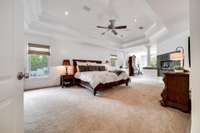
[17,72,29,80]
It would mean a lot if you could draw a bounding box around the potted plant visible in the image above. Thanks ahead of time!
[174,66,184,73]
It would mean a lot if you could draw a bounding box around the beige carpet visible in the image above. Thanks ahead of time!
[24,77,190,133]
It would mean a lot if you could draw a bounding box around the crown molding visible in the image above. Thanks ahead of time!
[24,0,174,50]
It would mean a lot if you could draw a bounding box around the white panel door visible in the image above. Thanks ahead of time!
[0,0,24,133]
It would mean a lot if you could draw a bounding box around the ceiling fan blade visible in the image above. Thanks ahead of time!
[96,26,108,29]
[112,30,118,35]
[101,29,110,35]
[114,25,127,29]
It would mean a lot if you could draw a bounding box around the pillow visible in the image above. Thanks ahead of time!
[87,62,96,65]
[76,61,88,72]
[88,65,99,71]
[87,65,106,71]
[76,62,105,72]
[87,62,104,66]
[76,61,88,66]
[78,65,89,72]
[99,66,106,71]
[105,65,117,71]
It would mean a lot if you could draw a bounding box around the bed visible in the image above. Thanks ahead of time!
[69,59,130,96]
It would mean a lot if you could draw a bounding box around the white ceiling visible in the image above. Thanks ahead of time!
[146,0,189,42]
[24,0,189,50]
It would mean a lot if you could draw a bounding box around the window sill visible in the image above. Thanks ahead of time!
[143,67,157,70]
[27,76,49,80]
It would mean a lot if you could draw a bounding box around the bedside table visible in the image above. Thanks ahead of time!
[61,75,74,88]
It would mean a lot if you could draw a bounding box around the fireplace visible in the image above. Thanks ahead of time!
[157,51,181,76]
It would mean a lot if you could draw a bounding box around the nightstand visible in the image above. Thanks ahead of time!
[61,75,74,88]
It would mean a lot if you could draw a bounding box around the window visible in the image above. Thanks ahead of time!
[150,45,157,67]
[110,55,117,67]
[28,43,50,78]
[150,54,157,67]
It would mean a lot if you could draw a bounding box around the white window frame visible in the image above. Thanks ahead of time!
[110,55,118,67]
[27,43,50,79]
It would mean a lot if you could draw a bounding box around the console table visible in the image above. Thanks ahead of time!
[160,72,191,113]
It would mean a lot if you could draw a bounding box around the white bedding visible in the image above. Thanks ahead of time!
[74,71,129,88]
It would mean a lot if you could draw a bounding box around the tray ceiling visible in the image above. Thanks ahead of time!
[24,0,189,49]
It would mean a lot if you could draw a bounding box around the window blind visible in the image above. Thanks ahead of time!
[110,54,117,59]
[28,43,50,56]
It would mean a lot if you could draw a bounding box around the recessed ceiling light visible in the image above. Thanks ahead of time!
[65,11,69,16]
[83,5,91,12]
[134,19,137,23]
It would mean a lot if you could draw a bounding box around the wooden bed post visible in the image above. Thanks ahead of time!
[93,90,97,96]
[126,81,129,86]
[126,78,130,86]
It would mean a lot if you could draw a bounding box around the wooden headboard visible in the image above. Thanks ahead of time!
[72,59,102,74]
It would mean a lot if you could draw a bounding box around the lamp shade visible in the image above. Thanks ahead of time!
[170,52,184,61]
[63,59,70,66]
[67,66,74,75]
[56,66,66,75]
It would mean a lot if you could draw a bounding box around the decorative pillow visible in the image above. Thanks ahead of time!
[87,62,104,66]
[76,62,106,72]
[78,65,89,72]
[99,66,106,71]
[87,62,96,66]
[87,65,106,71]
[105,65,117,71]
[76,61,88,72]
[76,61,88,66]
[88,65,99,71]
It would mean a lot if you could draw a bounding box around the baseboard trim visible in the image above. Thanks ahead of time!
[24,85,60,92]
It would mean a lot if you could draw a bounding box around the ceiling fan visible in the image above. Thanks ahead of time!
[96,19,127,35]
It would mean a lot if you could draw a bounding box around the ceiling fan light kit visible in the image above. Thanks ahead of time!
[83,5,91,12]
[139,26,144,30]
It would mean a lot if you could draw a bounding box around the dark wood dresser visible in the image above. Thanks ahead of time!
[160,72,191,113]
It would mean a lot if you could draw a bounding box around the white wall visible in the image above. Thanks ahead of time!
[55,37,124,66]
[190,0,200,132]
[157,31,190,69]
[24,33,60,90]
[24,33,125,90]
